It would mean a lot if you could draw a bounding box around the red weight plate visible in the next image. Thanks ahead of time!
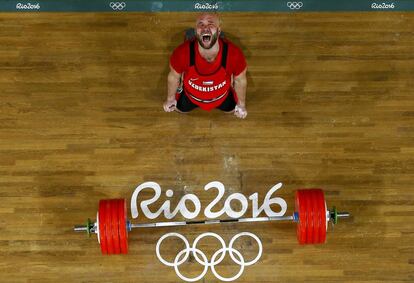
[105,200,115,254]
[300,190,309,244]
[99,200,108,254]
[295,190,307,244]
[111,200,121,254]
[312,190,322,244]
[312,190,321,244]
[295,191,301,244]
[316,190,327,243]
[305,190,315,244]
[301,190,309,244]
[118,199,128,254]
[297,189,328,244]
[307,189,327,244]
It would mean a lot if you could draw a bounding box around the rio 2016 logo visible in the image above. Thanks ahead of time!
[371,2,395,9]
[194,2,219,10]
[131,181,287,220]
[16,2,40,10]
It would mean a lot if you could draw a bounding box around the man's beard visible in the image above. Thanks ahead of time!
[196,31,219,50]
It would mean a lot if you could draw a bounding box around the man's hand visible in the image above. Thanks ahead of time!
[234,104,247,119]
[163,99,177,112]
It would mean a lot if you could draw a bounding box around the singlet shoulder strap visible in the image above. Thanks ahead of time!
[189,40,195,66]
[221,41,228,68]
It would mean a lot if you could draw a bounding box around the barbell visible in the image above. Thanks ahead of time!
[74,189,350,255]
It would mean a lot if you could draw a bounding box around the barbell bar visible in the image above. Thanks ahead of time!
[74,189,350,255]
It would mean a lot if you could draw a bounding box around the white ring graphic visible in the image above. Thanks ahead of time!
[156,232,190,266]
[110,2,126,10]
[156,232,263,282]
[210,247,245,282]
[174,247,209,282]
[287,2,303,10]
[192,232,227,266]
[228,232,263,266]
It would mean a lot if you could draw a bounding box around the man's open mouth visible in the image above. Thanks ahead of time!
[202,34,212,43]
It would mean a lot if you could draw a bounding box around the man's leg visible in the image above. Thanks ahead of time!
[176,90,199,113]
[217,89,237,112]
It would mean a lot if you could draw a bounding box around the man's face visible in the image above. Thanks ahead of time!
[195,14,220,50]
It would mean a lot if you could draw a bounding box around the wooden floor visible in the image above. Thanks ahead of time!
[0,12,413,282]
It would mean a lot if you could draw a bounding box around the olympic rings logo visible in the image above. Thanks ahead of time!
[287,2,303,10]
[156,232,263,282]
[109,2,126,10]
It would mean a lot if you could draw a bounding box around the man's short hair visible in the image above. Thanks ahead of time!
[196,12,222,27]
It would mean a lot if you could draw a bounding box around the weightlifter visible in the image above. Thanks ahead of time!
[163,13,248,119]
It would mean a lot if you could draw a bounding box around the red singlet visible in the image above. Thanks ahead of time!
[170,38,247,111]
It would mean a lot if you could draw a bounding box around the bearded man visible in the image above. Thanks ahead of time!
[163,13,248,119]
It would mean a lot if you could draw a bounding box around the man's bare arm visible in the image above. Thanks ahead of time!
[233,68,248,118]
[164,66,182,112]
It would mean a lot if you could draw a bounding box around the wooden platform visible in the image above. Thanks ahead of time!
[0,12,413,282]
